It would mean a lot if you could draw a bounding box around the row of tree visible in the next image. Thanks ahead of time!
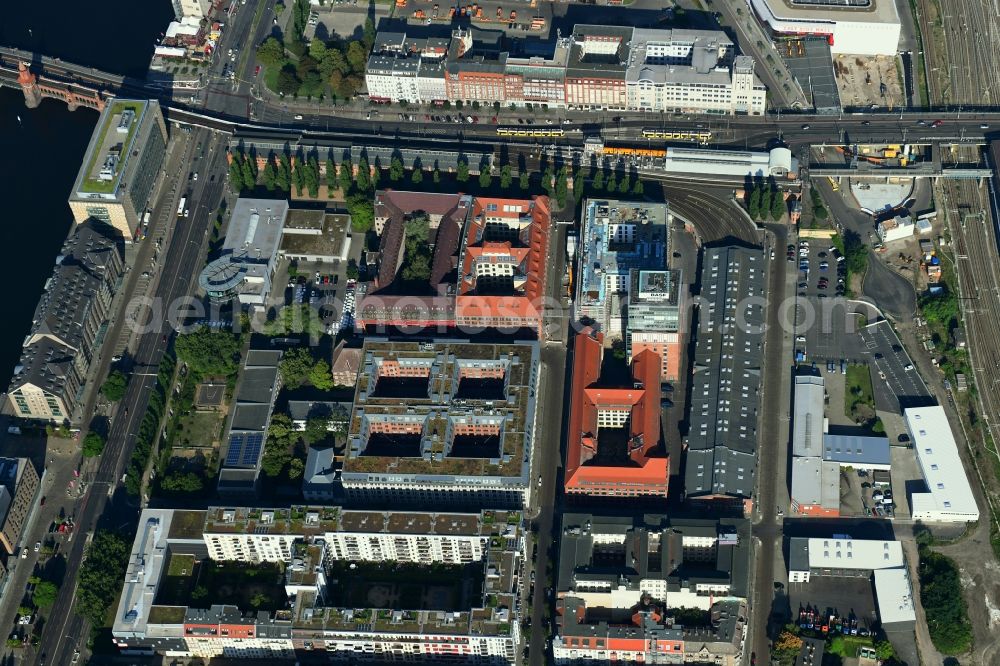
[746,182,787,221]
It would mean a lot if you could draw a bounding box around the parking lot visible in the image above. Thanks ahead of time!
[787,575,879,635]
[857,320,933,412]
[791,239,857,364]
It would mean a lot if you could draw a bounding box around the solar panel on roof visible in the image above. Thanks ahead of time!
[241,432,264,466]
[225,433,246,466]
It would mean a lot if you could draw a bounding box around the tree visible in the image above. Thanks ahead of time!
[356,157,371,192]
[288,457,305,480]
[347,193,375,232]
[618,174,630,195]
[632,178,644,196]
[346,258,359,279]
[101,369,128,402]
[457,159,469,183]
[320,48,349,79]
[500,165,512,189]
[771,187,786,219]
[363,18,377,50]
[309,360,335,391]
[160,471,203,493]
[591,168,604,191]
[32,581,58,610]
[256,37,286,68]
[339,157,353,194]
[555,168,569,207]
[308,37,327,61]
[519,170,530,190]
[291,157,304,195]
[82,432,106,457]
[262,415,294,476]
[433,167,441,184]
[262,159,277,191]
[304,417,331,444]
[606,172,617,193]
[479,166,493,189]
[76,531,130,629]
[275,155,290,192]
[174,327,242,379]
[228,156,245,193]
[748,186,761,219]
[241,158,256,191]
[346,42,368,73]
[325,157,337,193]
[759,186,772,220]
[280,348,315,387]
[275,66,301,96]
[411,167,423,185]
[389,156,405,182]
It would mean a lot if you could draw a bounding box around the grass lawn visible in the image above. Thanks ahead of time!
[827,634,873,657]
[845,364,875,420]
[195,561,287,612]
[173,410,225,449]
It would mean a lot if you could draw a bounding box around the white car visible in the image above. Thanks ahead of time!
[33,541,40,552]
[192,172,198,181]
[294,114,304,120]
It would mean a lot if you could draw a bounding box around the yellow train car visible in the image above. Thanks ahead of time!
[641,128,712,144]
[496,127,566,138]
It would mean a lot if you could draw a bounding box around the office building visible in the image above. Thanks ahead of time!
[198,198,289,306]
[685,246,765,511]
[576,200,671,338]
[564,330,667,498]
[625,29,765,115]
[455,196,552,337]
[342,339,539,508]
[217,350,283,498]
[6,222,125,422]
[68,99,167,240]
[555,513,749,665]
[749,0,901,56]
[365,25,767,114]
[0,458,39,554]
[904,406,981,522]
[113,506,523,662]
[627,269,685,382]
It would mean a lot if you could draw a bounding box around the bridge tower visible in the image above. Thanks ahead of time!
[17,62,41,109]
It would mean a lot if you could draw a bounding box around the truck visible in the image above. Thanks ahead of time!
[177,197,187,217]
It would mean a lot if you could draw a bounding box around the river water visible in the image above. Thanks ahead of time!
[0,0,171,380]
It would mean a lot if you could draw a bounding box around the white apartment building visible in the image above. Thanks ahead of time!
[324,531,485,564]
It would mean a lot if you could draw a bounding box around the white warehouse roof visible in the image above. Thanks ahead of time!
[749,0,901,56]
[662,147,798,179]
[793,375,825,457]
[905,406,980,523]
[873,567,917,626]
[807,537,903,570]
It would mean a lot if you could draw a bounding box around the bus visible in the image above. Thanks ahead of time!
[496,127,566,138]
[177,197,187,217]
[641,128,712,144]
[827,177,840,191]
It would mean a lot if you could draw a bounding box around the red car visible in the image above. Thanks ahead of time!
[254,64,261,76]
[931,120,944,128]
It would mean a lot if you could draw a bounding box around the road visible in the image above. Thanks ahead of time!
[29,127,225,666]
[748,223,792,666]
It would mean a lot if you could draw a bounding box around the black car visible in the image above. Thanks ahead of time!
[798,282,808,288]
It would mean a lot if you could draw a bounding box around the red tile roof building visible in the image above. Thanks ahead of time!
[455,195,551,337]
[564,330,668,497]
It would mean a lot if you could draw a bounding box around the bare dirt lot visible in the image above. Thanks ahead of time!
[833,54,905,109]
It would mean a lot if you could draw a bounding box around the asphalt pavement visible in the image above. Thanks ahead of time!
[30,128,225,666]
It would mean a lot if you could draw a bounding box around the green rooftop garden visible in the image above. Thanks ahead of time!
[80,100,145,194]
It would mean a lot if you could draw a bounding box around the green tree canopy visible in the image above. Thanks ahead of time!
[256,37,286,68]
[347,193,375,232]
[479,167,493,189]
[275,66,301,96]
[309,359,335,391]
[500,165,512,189]
[304,417,332,444]
[346,42,368,73]
[175,327,242,379]
[279,347,314,388]
[288,457,305,480]
[456,159,469,183]
[160,471,204,493]
[32,581,58,610]
[101,369,128,402]
[308,37,327,61]
[389,156,405,182]
[82,432,106,458]
[76,531,130,629]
